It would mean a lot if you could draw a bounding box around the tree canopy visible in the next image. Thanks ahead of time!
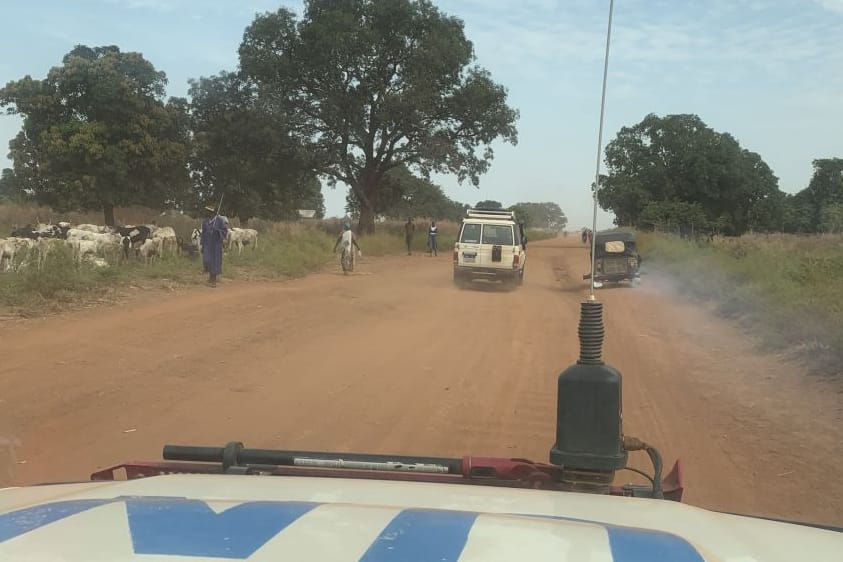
[508,202,567,230]
[188,71,324,222]
[238,0,518,232]
[598,113,781,235]
[798,158,843,232]
[475,200,502,210]
[0,45,191,225]
[346,166,466,221]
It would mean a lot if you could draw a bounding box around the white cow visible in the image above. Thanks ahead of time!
[191,228,202,254]
[75,224,112,234]
[151,226,177,256]
[66,230,121,261]
[66,229,103,242]
[68,239,98,262]
[0,237,39,272]
[32,237,62,270]
[138,237,163,266]
[227,228,258,255]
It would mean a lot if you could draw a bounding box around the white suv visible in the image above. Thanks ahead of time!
[453,209,527,289]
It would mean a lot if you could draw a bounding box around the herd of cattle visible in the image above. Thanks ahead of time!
[0,220,259,272]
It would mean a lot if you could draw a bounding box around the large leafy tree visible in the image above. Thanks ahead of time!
[508,202,567,230]
[819,203,843,233]
[777,158,843,233]
[238,0,518,233]
[638,200,713,237]
[0,168,29,203]
[188,71,323,223]
[0,45,190,225]
[345,166,466,221]
[801,158,843,228]
[781,192,814,233]
[598,113,782,235]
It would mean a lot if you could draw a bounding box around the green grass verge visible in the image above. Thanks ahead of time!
[359,231,457,257]
[526,228,559,242]
[638,232,843,367]
[0,230,335,316]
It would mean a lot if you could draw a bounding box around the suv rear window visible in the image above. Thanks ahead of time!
[460,223,482,243]
[481,224,514,245]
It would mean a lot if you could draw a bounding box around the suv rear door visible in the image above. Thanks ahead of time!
[478,223,516,269]
[457,222,482,267]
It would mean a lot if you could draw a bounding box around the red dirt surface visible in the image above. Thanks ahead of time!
[1,237,841,525]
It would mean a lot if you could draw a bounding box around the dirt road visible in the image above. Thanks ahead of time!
[1,237,841,525]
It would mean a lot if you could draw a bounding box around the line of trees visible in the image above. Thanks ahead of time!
[0,0,519,230]
[597,113,842,236]
[468,199,567,231]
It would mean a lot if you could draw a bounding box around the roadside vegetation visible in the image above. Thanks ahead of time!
[0,222,337,316]
[0,201,560,317]
[639,232,843,371]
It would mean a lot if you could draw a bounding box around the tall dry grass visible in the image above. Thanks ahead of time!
[639,231,843,371]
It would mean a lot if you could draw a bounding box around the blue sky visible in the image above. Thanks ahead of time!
[1,0,841,228]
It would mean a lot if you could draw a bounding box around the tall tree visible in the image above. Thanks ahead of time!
[803,158,843,227]
[0,168,29,203]
[188,71,322,222]
[509,202,566,230]
[345,166,466,221]
[781,191,814,233]
[0,45,190,225]
[598,113,781,235]
[238,0,518,233]
[819,203,843,233]
[475,199,502,210]
[638,200,711,237]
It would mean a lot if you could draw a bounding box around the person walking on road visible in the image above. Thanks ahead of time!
[404,217,415,255]
[201,204,228,287]
[427,220,438,256]
[333,222,362,267]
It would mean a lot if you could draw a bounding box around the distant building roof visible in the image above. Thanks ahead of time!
[298,210,317,219]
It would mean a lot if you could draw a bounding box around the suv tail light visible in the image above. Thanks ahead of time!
[513,254,520,269]
[453,248,459,263]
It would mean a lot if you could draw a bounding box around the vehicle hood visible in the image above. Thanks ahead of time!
[1,474,840,561]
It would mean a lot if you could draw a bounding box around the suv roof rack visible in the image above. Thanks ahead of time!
[466,208,516,221]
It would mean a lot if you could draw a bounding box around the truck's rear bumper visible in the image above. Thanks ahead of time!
[583,272,640,282]
[454,265,520,280]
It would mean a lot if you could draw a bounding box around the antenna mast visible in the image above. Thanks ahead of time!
[588,0,615,299]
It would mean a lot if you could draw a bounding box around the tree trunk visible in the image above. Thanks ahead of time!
[355,178,378,234]
[103,204,115,227]
[358,205,376,234]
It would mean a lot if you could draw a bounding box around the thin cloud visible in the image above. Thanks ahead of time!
[814,0,843,13]
[104,0,175,12]
[446,0,842,87]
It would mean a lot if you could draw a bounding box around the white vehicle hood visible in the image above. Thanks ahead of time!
[0,474,840,561]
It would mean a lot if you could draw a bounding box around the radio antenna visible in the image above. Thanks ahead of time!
[588,0,615,299]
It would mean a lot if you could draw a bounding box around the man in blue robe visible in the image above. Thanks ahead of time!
[201,205,228,287]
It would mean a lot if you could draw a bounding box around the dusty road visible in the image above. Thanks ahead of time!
[1,237,842,525]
